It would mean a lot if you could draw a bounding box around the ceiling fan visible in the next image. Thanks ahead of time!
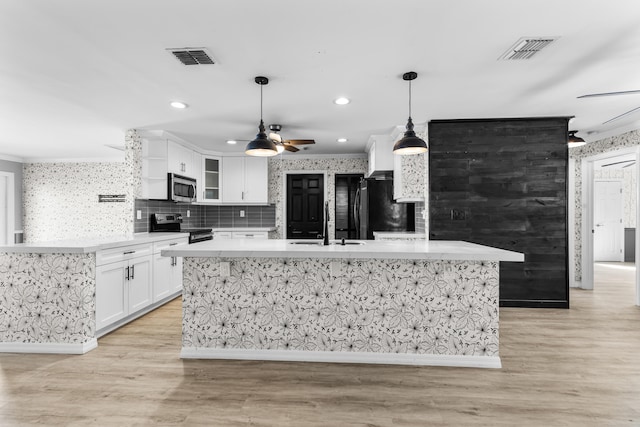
[578,89,640,125]
[268,124,315,153]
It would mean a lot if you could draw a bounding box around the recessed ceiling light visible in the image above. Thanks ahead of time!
[226,140,237,145]
[170,101,188,109]
[337,138,348,143]
[334,97,350,105]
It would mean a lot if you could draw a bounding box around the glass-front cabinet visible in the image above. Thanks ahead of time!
[202,156,221,203]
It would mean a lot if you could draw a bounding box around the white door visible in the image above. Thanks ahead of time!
[594,180,623,261]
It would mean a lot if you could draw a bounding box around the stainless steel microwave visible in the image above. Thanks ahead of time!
[168,173,196,203]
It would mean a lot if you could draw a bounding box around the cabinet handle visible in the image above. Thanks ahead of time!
[125,266,130,281]
[130,265,135,280]
[124,250,136,255]
[170,243,178,246]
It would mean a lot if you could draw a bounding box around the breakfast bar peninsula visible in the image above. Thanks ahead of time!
[164,239,523,368]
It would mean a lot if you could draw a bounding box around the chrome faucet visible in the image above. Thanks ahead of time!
[323,201,330,246]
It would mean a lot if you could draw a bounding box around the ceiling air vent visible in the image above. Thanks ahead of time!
[167,48,215,65]
[498,37,558,60]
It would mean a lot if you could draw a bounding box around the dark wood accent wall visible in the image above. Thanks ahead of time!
[428,118,569,308]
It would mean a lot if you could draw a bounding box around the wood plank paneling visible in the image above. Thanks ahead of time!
[429,118,569,308]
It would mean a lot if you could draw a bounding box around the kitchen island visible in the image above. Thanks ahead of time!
[163,239,523,368]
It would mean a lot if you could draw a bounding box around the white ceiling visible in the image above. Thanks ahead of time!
[2,1,640,161]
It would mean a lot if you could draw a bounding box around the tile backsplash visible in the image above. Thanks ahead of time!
[134,199,276,233]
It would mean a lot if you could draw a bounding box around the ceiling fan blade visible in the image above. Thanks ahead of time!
[284,145,299,152]
[284,139,315,145]
[622,162,636,169]
[601,159,635,168]
[578,89,640,99]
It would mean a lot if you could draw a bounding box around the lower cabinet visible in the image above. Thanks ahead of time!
[95,237,187,334]
[152,237,187,301]
[95,253,152,331]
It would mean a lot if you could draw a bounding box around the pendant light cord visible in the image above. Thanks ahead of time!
[408,79,412,119]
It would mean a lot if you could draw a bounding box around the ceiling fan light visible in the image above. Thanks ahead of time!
[269,132,282,143]
[275,143,285,153]
[393,117,428,155]
[245,120,278,157]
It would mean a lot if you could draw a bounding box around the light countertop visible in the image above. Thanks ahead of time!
[162,239,524,262]
[0,232,188,254]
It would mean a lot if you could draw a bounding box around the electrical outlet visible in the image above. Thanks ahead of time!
[240,210,245,218]
[186,210,191,218]
[136,210,142,220]
[330,261,341,276]
[219,261,231,277]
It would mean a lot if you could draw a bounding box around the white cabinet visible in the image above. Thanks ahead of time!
[231,231,268,239]
[141,135,202,199]
[212,231,232,240]
[201,155,222,203]
[96,243,153,332]
[152,237,187,301]
[393,153,427,202]
[367,135,394,177]
[222,156,268,204]
[213,230,268,239]
[168,141,198,179]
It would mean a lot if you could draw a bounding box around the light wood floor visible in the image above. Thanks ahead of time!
[1,264,639,426]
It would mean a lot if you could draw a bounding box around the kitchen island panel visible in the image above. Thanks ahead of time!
[0,252,96,353]
[182,256,501,367]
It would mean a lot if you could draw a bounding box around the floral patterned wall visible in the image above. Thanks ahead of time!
[183,257,500,358]
[22,130,142,243]
[0,252,95,344]
[569,129,640,282]
[267,156,368,239]
[23,162,130,242]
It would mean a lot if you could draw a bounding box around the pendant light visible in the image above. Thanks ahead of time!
[393,71,428,155]
[567,130,586,148]
[245,76,278,157]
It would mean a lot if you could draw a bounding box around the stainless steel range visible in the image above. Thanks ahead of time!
[150,213,213,244]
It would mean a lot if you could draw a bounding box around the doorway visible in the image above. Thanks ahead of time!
[286,173,325,239]
[594,180,623,262]
[0,172,15,245]
[581,148,639,306]
[335,174,363,239]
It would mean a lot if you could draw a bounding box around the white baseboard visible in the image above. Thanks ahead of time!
[180,347,501,369]
[0,338,98,355]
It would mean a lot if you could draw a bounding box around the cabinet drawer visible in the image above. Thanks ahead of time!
[213,232,232,239]
[231,231,268,239]
[97,243,153,266]
[153,237,188,254]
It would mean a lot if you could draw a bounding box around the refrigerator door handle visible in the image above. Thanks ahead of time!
[354,187,361,238]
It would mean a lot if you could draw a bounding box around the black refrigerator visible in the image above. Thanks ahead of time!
[355,177,415,240]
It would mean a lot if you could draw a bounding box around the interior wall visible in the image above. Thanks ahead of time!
[429,117,570,308]
[0,159,23,240]
[569,129,640,282]
[23,162,130,242]
[267,156,368,239]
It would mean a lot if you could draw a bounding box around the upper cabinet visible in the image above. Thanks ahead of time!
[168,141,199,179]
[201,155,221,203]
[393,153,427,202]
[367,135,394,177]
[222,156,268,204]
[141,134,202,200]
